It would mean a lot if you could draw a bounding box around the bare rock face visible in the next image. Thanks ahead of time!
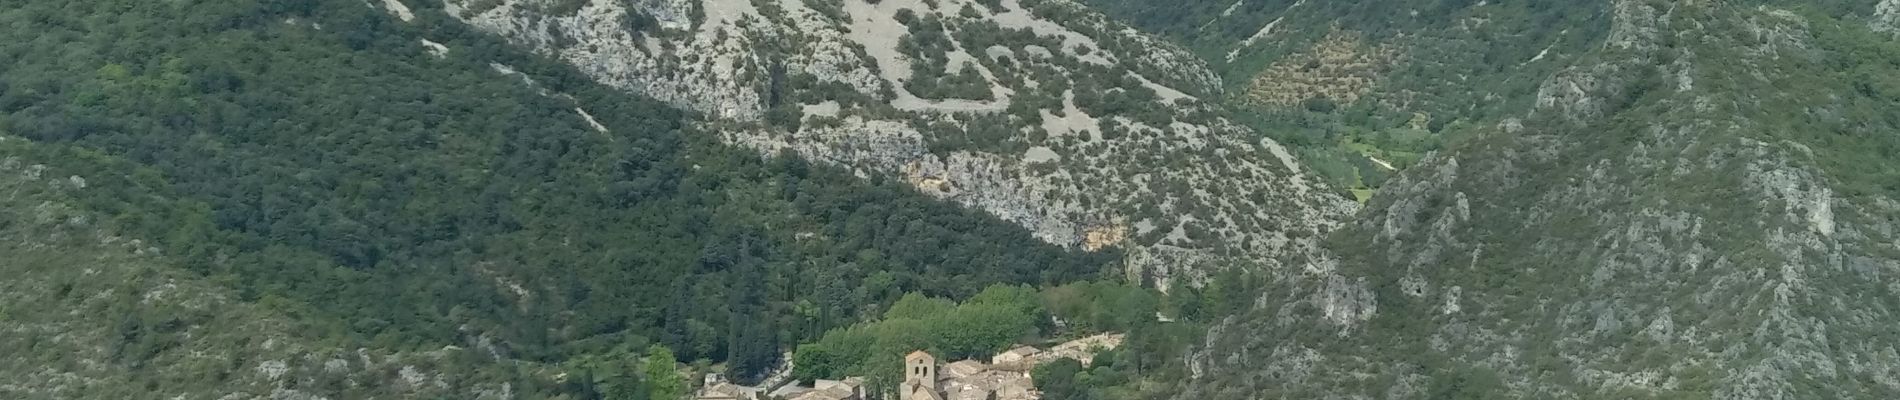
[445,0,785,119]
[441,0,1355,282]
[1181,1,1900,398]
[1876,0,1900,35]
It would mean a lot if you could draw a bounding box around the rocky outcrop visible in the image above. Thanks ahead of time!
[441,0,1355,282]
[446,0,813,119]
[1876,0,1900,35]
[718,109,1353,285]
[1180,2,1900,398]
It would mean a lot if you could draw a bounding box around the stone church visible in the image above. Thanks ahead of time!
[901,351,945,400]
[899,350,1038,400]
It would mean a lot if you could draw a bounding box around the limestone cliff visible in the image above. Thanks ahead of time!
[417,0,1356,283]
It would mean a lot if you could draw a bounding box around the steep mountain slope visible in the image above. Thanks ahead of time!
[0,138,538,399]
[419,0,1357,283]
[1081,0,1617,196]
[1180,1,1900,398]
[0,0,1140,394]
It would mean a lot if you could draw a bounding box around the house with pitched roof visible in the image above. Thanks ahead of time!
[899,350,1037,400]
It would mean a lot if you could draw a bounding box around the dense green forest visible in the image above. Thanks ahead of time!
[0,0,1121,394]
[0,134,595,398]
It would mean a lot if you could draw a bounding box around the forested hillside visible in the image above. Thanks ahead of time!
[0,0,1120,396]
[0,135,562,398]
[16,0,1900,399]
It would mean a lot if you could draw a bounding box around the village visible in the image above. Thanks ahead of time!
[696,334,1125,400]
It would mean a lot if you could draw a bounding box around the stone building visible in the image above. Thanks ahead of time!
[901,351,945,400]
[990,346,1042,366]
[696,373,754,400]
[785,377,865,400]
[899,350,1037,400]
[696,382,750,400]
